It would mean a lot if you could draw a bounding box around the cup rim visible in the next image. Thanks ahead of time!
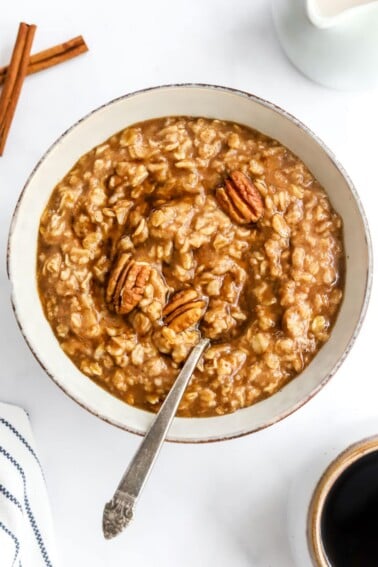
[307,435,378,566]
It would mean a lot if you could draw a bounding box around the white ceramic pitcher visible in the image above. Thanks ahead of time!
[272,0,378,90]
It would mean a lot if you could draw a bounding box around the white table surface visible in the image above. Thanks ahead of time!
[0,1,377,565]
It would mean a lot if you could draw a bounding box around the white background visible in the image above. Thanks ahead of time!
[1,1,377,565]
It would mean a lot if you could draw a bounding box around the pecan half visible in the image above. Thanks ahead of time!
[215,170,264,224]
[106,253,151,315]
[163,289,207,333]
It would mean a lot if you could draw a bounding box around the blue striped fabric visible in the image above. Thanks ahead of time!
[0,446,53,566]
[0,418,42,470]
[0,520,20,566]
[0,402,57,566]
[0,484,23,512]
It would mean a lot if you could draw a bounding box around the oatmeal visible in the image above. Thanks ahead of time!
[37,117,344,417]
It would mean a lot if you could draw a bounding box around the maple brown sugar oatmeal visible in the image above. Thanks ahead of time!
[37,117,344,417]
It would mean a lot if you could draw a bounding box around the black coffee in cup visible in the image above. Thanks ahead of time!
[321,450,378,566]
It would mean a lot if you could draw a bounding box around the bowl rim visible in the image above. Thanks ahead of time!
[7,83,374,443]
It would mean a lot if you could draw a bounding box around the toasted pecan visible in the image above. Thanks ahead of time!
[163,289,207,333]
[106,254,151,315]
[215,170,264,224]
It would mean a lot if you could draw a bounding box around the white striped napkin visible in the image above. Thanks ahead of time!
[0,402,57,566]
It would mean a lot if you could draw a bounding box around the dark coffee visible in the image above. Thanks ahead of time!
[321,450,378,566]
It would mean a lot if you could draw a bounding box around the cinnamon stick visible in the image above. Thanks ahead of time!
[0,35,88,86]
[0,22,36,155]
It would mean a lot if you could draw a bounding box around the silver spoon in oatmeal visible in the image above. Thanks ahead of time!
[102,198,255,538]
[102,336,210,539]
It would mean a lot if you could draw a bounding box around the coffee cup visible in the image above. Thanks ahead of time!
[307,436,378,566]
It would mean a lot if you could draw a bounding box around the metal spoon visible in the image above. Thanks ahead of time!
[102,337,210,539]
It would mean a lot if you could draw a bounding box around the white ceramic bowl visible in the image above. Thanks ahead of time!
[8,84,372,443]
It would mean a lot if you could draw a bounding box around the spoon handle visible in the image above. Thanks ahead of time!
[102,337,210,539]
